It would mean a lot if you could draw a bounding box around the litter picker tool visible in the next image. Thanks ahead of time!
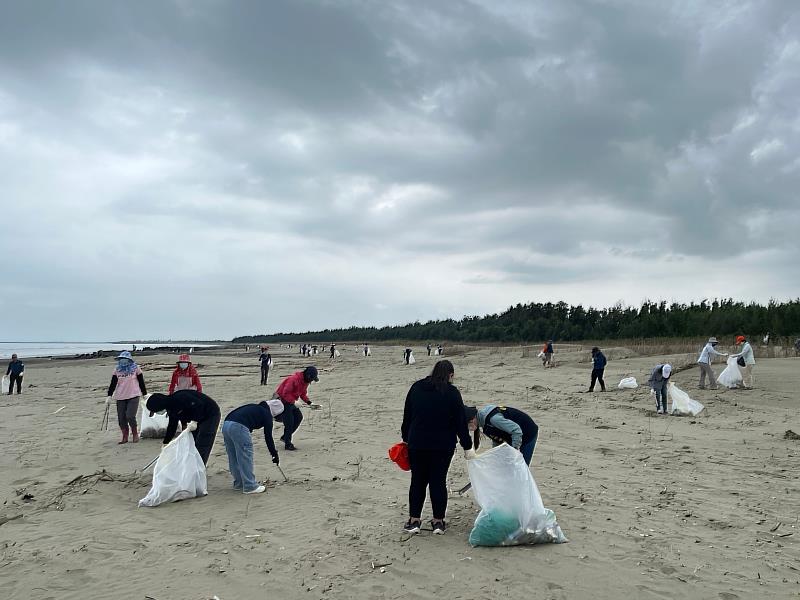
[140,455,159,472]
[275,464,289,482]
[457,482,472,495]
[100,403,110,431]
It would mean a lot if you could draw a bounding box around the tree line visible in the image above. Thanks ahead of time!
[232,299,800,344]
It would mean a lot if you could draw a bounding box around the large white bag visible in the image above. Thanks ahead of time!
[618,376,638,389]
[408,351,416,365]
[139,407,170,439]
[467,444,568,547]
[669,383,704,417]
[1,375,9,394]
[718,357,742,388]
[138,427,207,507]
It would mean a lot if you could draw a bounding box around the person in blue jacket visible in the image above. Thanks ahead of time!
[222,401,281,495]
[5,353,24,395]
[588,347,607,392]
[464,404,539,465]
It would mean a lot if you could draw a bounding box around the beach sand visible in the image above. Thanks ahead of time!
[1,344,798,599]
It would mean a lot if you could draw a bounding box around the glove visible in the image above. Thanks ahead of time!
[464,449,477,460]
[186,421,198,432]
[304,400,312,406]
[105,397,112,405]
[272,455,280,465]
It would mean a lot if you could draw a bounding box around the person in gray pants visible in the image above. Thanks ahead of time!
[696,337,728,389]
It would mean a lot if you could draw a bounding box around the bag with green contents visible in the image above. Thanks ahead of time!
[467,444,568,547]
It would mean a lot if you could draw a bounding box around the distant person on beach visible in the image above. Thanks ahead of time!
[647,363,672,415]
[464,404,539,465]
[437,345,443,356]
[5,353,24,395]
[400,360,473,535]
[259,348,273,385]
[427,344,432,356]
[404,348,412,365]
[168,354,203,394]
[588,347,607,392]
[364,343,370,357]
[730,335,756,389]
[543,340,554,367]
[330,344,336,359]
[222,401,280,495]
[106,351,147,444]
[794,338,800,356]
[146,390,221,465]
[272,366,318,451]
[697,337,727,390]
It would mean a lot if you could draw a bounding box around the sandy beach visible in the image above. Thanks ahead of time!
[1,344,798,600]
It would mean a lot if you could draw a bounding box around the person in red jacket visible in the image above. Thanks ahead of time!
[272,366,318,450]
[168,354,203,394]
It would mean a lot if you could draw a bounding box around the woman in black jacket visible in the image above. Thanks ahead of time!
[146,390,221,465]
[400,360,473,535]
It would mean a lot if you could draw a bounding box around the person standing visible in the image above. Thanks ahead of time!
[259,348,273,385]
[272,366,318,451]
[404,348,412,365]
[364,344,371,357]
[329,344,336,360]
[222,401,280,495]
[400,360,473,535]
[106,351,147,444]
[427,344,432,357]
[146,390,221,465]
[697,337,727,390]
[543,340,554,368]
[437,345,443,357]
[588,347,607,392]
[464,404,539,465]
[5,353,24,395]
[730,335,756,389]
[168,354,203,394]
[647,363,672,414]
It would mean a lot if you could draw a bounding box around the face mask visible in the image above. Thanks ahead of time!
[178,362,189,369]
[118,358,131,366]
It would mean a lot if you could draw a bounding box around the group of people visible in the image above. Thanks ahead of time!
[425,344,444,357]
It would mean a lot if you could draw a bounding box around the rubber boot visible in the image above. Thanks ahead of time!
[118,427,129,444]
[131,425,140,443]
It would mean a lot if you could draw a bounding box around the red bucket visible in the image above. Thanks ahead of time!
[388,442,410,471]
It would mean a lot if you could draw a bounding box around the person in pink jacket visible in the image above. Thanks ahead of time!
[272,366,318,450]
[106,351,147,444]
[168,354,203,394]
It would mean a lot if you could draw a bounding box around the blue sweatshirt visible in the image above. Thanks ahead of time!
[592,352,607,369]
[6,360,24,376]
[224,402,278,458]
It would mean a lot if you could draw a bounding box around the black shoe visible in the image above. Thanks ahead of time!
[403,520,421,534]
[431,520,446,535]
[285,443,297,451]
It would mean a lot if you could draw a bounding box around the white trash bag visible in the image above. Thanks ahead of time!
[408,351,416,365]
[717,357,742,389]
[467,444,568,547]
[668,382,704,417]
[139,406,170,439]
[618,376,638,389]
[138,425,207,507]
[1,375,9,394]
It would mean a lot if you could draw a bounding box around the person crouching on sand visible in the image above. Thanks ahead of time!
[272,366,318,451]
[464,404,539,465]
[400,360,474,535]
[222,401,280,495]
[106,351,147,444]
[146,390,221,465]
[647,363,672,415]
[168,354,203,394]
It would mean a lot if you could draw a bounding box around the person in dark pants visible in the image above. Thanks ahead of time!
[647,364,672,415]
[5,353,24,395]
[223,401,280,495]
[427,344,432,356]
[400,360,473,535]
[259,348,272,385]
[272,366,318,450]
[464,404,539,465]
[404,348,412,364]
[329,344,336,359]
[146,390,221,465]
[588,347,607,392]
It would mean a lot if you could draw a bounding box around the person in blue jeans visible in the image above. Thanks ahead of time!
[222,401,280,495]
[464,404,539,465]
[647,363,672,414]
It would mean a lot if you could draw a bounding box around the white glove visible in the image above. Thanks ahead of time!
[464,449,477,460]
[105,397,112,405]
[186,421,198,432]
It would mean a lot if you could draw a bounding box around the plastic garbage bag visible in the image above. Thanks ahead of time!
[618,376,638,389]
[718,357,742,389]
[668,383,704,416]
[408,352,416,365]
[467,444,568,547]
[140,407,170,439]
[138,426,207,507]
[1,375,9,394]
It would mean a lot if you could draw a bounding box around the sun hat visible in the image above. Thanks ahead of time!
[177,353,192,364]
[708,337,718,344]
[115,350,133,361]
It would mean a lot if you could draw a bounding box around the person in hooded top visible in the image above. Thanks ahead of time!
[697,337,728,389]
[146,390,221,465]
[464,404,539,465]
[107,351,147,444]
[647,363,673,415]
[222,401,280,495]
[168,354,203,394]
[272,366,319,451]
[588,347,607,392]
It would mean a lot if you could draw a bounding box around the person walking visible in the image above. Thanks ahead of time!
[106,351,147,444]
[697,337,727,389]
[730,335,756,389]
[272,366,318,451]
[329,344,336,360]
[464,404,539,465]
[146,390,221,465]
[400,360,473,535]
[168,354,203,394]
[222,401,280,495]
[259,348,273,385]
[588,347,607,392]
[647,363,672,414]
[5,353,24,395]
[543,340,555,368]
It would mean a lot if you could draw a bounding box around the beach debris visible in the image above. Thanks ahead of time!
[52,406,67,415]
[371,561,392,569]
[783,430,800,440]
[0,514,23,526]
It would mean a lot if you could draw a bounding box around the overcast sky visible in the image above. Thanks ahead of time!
[1,0,798,341]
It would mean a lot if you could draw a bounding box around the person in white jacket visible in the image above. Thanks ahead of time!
[730,335,756,389]
[697,337,728,389]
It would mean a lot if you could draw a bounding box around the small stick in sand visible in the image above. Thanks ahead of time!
[52,406,67,415]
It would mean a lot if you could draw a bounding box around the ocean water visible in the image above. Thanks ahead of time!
[0,342,220,360]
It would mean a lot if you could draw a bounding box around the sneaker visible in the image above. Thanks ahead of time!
[431,520,446,535]
[243,485,266,494]
[284,443,297,451]
[402,520,421,534]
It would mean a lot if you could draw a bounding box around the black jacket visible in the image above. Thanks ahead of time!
[482,406,538,448]
[146,390,221,444]
[225,402,278,457]
[401,378,472,452]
